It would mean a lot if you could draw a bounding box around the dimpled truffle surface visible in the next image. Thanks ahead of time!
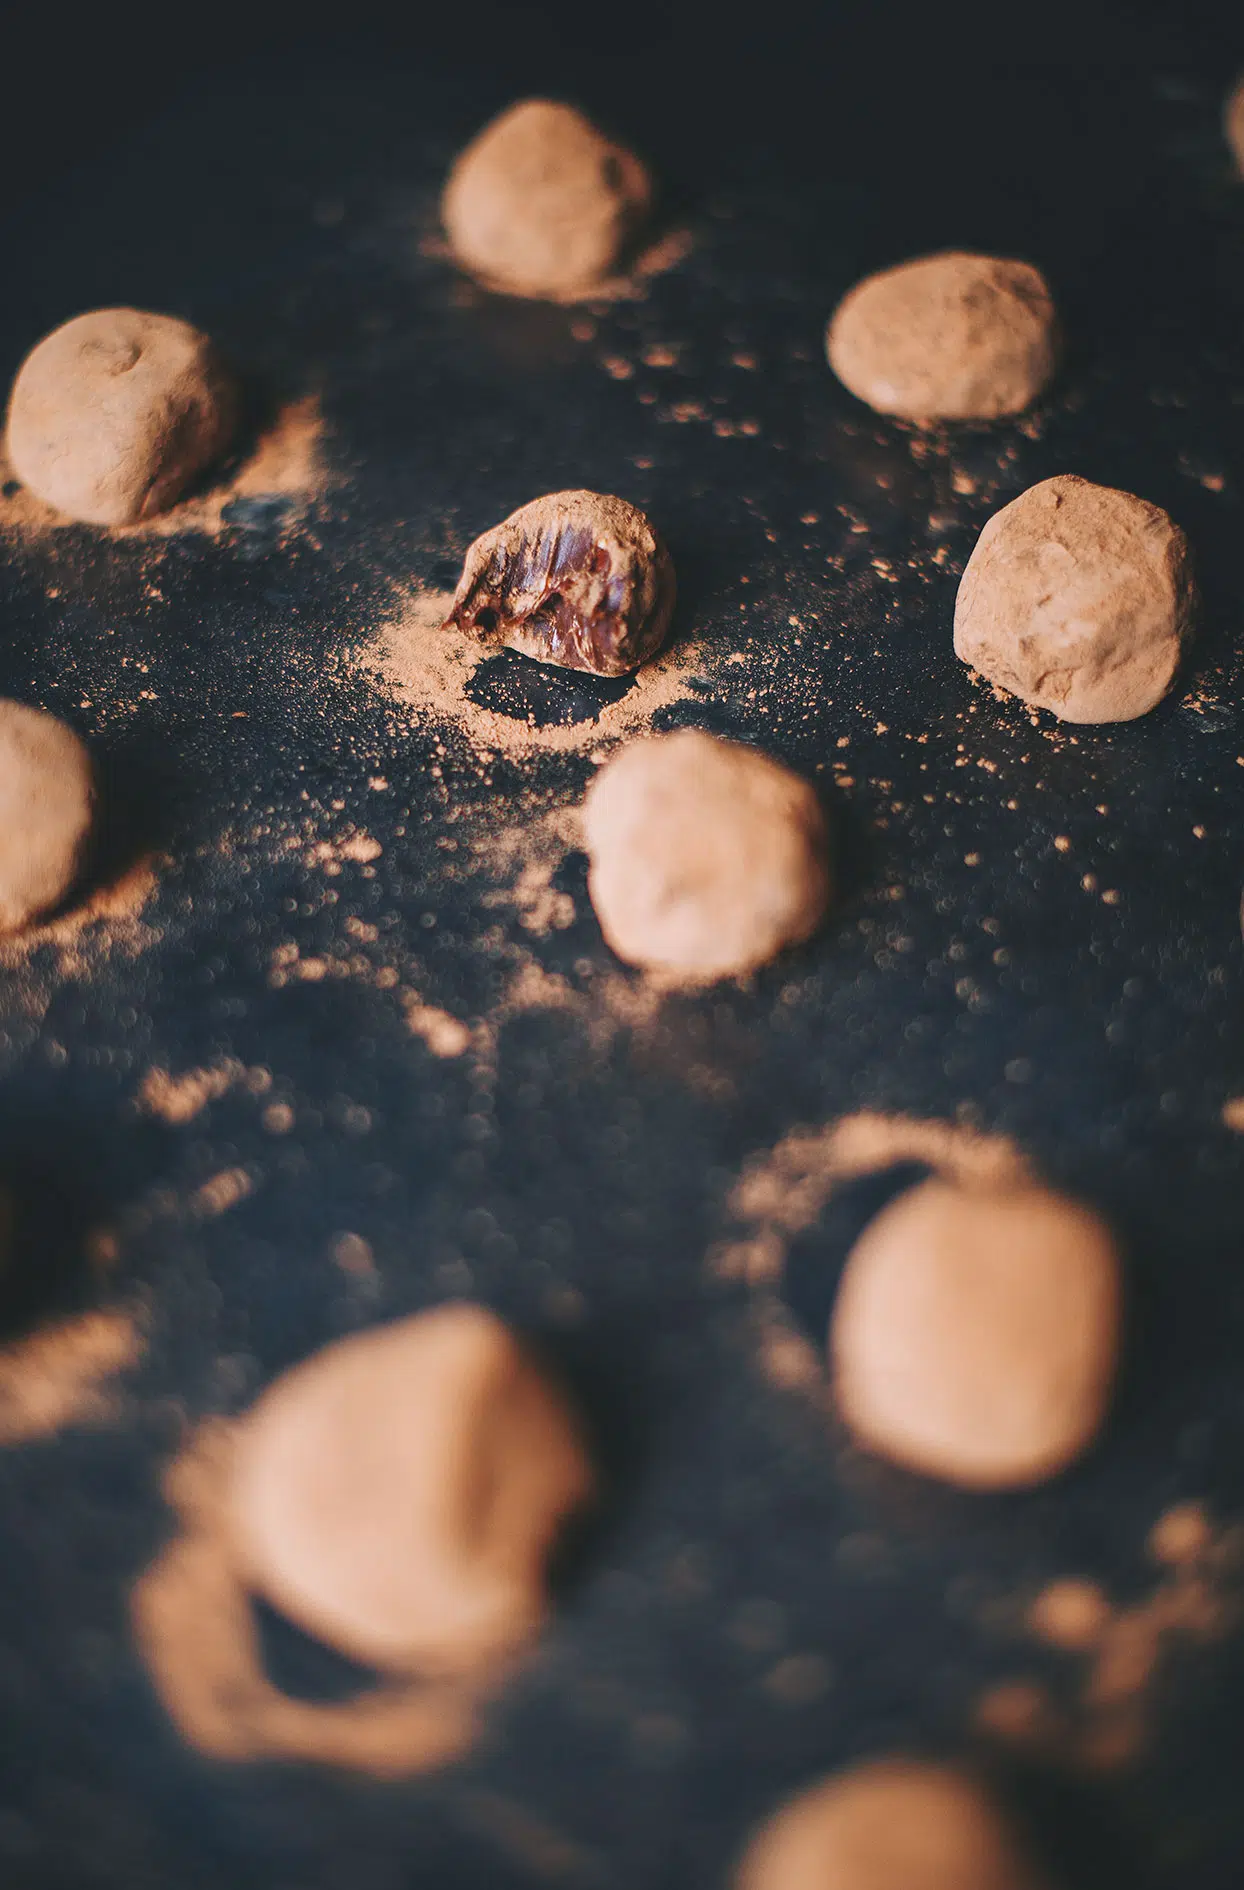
[734,1759,1043,1890]
[582,729,830,984]
[830,1177,1122,1490]
[6,308,236,526]
[826,251,1057,422]
[228,1304,594,1676]
[442,99,652,298]
[445,489,675,677]
[953,474,1194,723]
[0,701,95,933]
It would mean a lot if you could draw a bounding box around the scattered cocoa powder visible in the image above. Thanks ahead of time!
[475,804,582,936]
[362,585,707,760]
[0,1306,143,1445]
[191,1168,254,1219]
[977,1501,1244,1771]
[712,1110,1029,1287]
[139,1060,246,1125]
[401,997,473,1059]
[1027,1578,1112,1652]
[0,395,326,544]
[0,854,161,1004]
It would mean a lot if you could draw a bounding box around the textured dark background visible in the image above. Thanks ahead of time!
[2,4,1244,1888]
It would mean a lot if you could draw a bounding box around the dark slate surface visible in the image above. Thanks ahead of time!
[0,27,1243,1890]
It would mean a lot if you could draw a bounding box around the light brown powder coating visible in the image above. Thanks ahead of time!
[831,1176,1121,1489]
[370,585,702,759]
[6,309,236,526]
[734,1759,1044,1890]
[714,1111,1030,1287]
[132,1422,483,1777]
[0,1307,143,1445]
[191,1168,254,1220]
[1028,1579,1111,1652]
[227,1305,594,1676]
[445,490,675,678]
[0,395,325,543]
[582,730,829,985]
[0,854,159,997]
[402,997,473,1058]
[139,1060,245,1125]
[0,701,95,934]
[442,100,652,300]
[826,252,1058,423]
[954,475,1195,724]
[978,1503,1243,1772]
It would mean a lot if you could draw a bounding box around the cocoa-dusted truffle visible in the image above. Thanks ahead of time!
[6,308,236,526]
[443,99,651,299]
[228,1304,594,1676]
[735,1759,1046,1890]
[953,474,1194,723]
[826,251,1057,423]
[830,1176,1122,1489]
[0,700,95,932]
[582,729,830,985]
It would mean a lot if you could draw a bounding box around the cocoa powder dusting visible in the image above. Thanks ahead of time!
[977,1501,1243,1771]
[191,1168,254,1219]
[0,1306,144,1445]
[139,1060,245,1125]
[364,586,705,759]
[0,395,326,543]
[0,855,162,1015]
[713,1110,1029,1287]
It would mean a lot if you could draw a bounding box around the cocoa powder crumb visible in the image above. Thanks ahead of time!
[0,1306,144,1445]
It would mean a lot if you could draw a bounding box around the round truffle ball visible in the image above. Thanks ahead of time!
[734,1759,1043,1890]
[442,99,652,299]
[6,308,236,526]
[228,1304,594,1677]
[830,1177,1122,1490]
[826,251,1058,422]
[582,730,830,985]
[953,473,1194,723]
[0,701,95,933]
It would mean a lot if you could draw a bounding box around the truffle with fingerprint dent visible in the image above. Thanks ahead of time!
[6,308,236,526]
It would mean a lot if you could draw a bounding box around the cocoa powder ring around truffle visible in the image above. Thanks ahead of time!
[0,32,1243,1890]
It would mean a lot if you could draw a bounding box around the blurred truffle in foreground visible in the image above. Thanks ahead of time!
[830,1175,1122,1489]
[229,1304,595,1676]
[734,1759,1046,1890]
